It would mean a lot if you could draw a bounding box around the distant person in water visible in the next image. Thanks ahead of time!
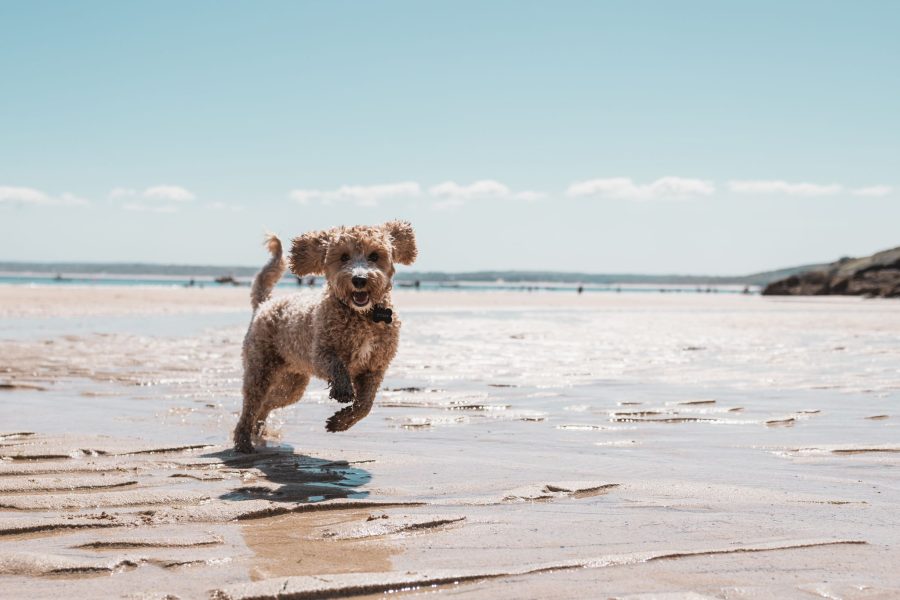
[577,285,584,294]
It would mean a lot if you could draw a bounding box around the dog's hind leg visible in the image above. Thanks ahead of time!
[325,371,384,432]
[234,351,282,453]
[253,371,310,438]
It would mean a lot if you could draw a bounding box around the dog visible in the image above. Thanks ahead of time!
[233,220,417,453]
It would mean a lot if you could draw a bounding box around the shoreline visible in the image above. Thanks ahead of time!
[0,283,882,319]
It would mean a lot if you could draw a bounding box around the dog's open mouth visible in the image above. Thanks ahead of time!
[351,292,370,307]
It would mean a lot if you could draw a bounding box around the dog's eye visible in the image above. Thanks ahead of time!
[340,253,350,263]
[368,252,379,262]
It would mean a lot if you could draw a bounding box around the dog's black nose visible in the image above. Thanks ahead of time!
[351,276,367,289]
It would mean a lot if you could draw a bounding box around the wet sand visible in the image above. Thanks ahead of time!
[1,285,899,598]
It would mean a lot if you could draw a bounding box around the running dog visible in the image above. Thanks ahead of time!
[233,221,417,453]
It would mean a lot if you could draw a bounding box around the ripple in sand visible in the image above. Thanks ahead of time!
[74,532,223,550]
[0,432,36,441]
[446,402,511,411]
[320,514,467,540]
[595,440,639,447]
[611,416,721,424]
[614,410,666,417]
[0,476,138,494]
[393,416,468,430]
[557,424,637,431]
[0,435,216,461]
[0,517,123,537]
[774,444,900,458]
[0,382,47,392]
[0,489,210,511]
[0,552,140,576]
[500,482,619,503]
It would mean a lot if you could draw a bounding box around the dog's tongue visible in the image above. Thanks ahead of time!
[352,292,369,306]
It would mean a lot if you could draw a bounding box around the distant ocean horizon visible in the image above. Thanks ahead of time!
[0,269,757,295]
[0,259,808,291]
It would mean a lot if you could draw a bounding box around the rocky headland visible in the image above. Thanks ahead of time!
[763,246,900,298]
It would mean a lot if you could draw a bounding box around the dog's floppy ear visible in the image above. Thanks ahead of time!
[383,220,417,265]
[289,229,331,276]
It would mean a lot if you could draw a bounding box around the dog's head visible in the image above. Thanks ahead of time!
[289,221,417,312]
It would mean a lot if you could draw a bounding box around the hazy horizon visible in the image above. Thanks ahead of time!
[0,255,827,281]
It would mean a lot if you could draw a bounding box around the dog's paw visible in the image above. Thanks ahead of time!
[325,407,354,432]
[233,427,255,454]
[328,382,355,404]
[234,441,255,454]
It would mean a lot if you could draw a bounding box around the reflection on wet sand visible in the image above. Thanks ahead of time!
[241,511,395,581]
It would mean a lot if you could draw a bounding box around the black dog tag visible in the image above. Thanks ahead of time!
[371,305,393,324]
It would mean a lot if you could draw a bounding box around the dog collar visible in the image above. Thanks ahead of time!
[371,305,393,324]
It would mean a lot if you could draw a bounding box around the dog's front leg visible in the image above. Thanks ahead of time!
[322,351,355,404]
[326,371,383,432]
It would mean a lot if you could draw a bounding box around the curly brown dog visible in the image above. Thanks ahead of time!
[233,221,417,453]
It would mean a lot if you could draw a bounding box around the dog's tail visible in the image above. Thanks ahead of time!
[250,234,287,311]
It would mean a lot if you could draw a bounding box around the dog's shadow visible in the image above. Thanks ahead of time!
[204,445,371,504]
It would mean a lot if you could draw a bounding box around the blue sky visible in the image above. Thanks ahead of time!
[1,0,898,274]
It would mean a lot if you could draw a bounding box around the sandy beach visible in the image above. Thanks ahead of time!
[1,285,899,599]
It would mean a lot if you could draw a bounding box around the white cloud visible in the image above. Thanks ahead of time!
[0,186,89,207]
[566,177,715,200]
[0,186,49,205]
[428,180,545,209]
[290,182,421,207]
[429,180,508,200]
[851,185,893,197]
[288,180,543,209]
[285,176,891,209]
[109,184,196,212]
[727,180,842,196]
[143,185,195,202]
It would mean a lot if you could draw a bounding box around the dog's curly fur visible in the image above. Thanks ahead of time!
[233,220,417,453]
